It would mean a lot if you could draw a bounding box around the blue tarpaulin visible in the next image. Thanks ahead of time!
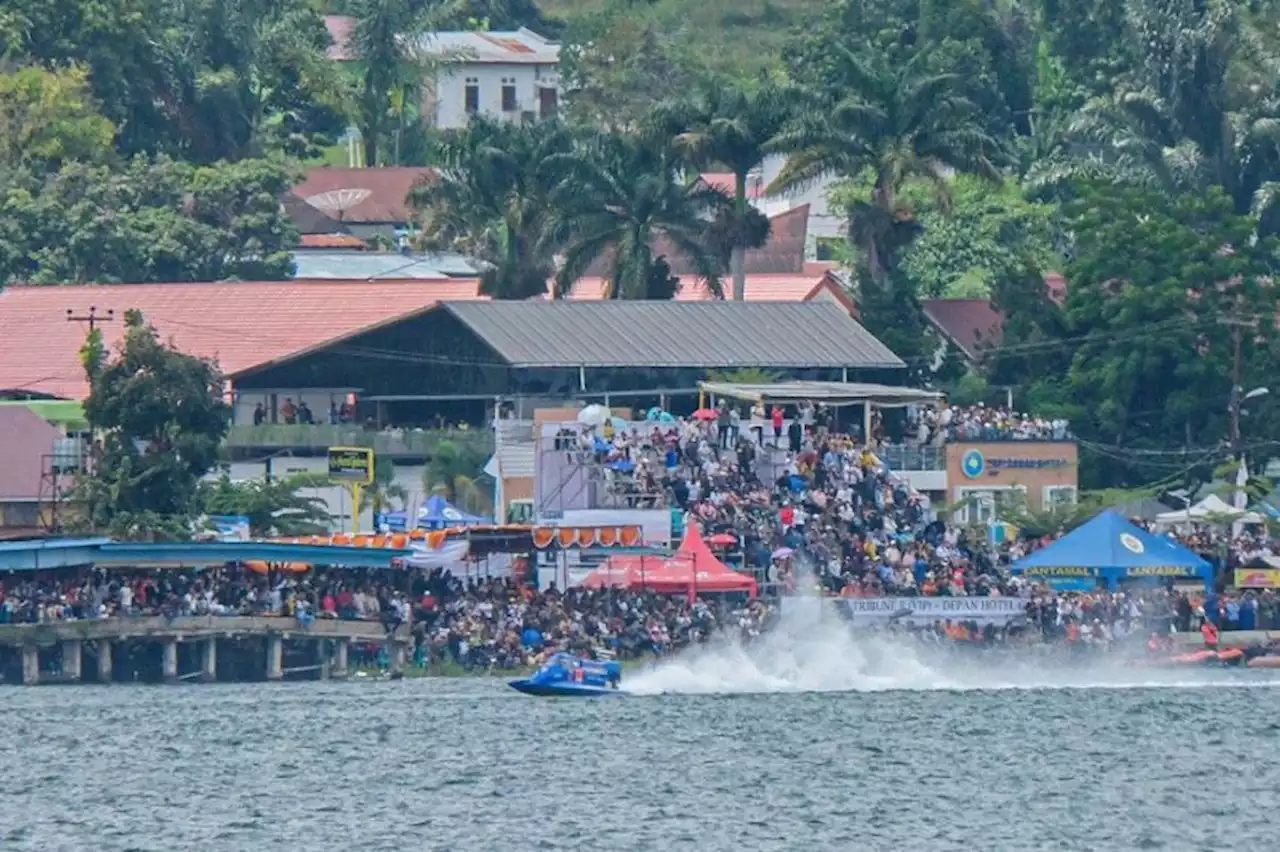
[1011,511,1211,589]
[416,495,487,530]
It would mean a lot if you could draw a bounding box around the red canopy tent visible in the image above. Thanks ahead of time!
[581,525,758,600]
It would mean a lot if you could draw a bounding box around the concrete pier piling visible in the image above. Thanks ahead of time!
[97,640,113,683]
[162,640,179,683]
[22,646,38,686]
[266,635,284,681]
[63,640,82,682]
[0,616,409,686]
[332,639,349,680]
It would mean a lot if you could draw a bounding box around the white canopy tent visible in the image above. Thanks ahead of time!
[1155,494,1267,528]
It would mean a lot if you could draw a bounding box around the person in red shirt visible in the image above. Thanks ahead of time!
[771,405,784,447]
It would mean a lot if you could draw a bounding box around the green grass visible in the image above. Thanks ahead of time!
[540,0,827,80]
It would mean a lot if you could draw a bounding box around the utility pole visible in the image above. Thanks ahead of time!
[1219,314,1258,459]
[66,307,115,332]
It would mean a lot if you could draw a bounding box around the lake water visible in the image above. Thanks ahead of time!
[4,628,1278,852]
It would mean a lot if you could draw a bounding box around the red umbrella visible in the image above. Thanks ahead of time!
[692,408,719,421]
[708,533,738,547]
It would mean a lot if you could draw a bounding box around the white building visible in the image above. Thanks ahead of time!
[412,29,561,129]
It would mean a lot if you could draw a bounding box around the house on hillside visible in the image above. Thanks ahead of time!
[920,299,1005,372]
[289,166,435,238]
[325,17,560,129]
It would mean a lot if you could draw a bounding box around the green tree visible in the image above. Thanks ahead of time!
[0,65,115,170]
[363,455,409,516]
[1029,0,1280,225]
[424,438,490,515]
[1051,183,1278,486]
[769,45,1003,290]
[890,175,1062,298]
[200,473,333,536]
[651,78,790,300]
[76,310,231,539]
[4,0,181,157]
[546,132,726,299]
[410,117,571,299]
[171,0,350,162]
[0,156,298,284]
[560,9,703,131]
[350,0,439,167]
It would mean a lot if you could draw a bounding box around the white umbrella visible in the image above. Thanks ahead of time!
[577,404,610,427]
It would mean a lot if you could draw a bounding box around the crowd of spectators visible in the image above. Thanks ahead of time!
[908,403,1072,444]
[6,401,1280,671]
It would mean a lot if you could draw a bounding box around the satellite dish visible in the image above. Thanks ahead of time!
[305,188,372,220]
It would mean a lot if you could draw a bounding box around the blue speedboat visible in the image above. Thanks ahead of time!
[509,653,623,697]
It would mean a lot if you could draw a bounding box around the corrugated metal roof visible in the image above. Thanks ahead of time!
[441,301,903,369]
[412,28,560,65]
[498,443,535,478]
[292,251,480,280]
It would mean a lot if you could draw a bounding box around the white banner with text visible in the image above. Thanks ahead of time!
[782,596,1027,626]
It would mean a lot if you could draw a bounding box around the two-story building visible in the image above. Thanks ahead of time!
[412,29,560,128]
[324,17,560,130]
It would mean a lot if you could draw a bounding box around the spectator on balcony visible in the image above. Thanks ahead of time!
[253,402,266,426]
[297,401,314,425]
[281,397,298,424]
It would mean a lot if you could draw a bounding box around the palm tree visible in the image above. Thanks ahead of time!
[350,0,441,166]
[411,117,571,299]
[768,46,1002,289]
[1027,0,1280,223]
[545,132,726,299]
[362,456,409,517]
[424,438,490,515]
[649,79,792,300]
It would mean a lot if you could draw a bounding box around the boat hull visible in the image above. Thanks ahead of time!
[508,679,621,697]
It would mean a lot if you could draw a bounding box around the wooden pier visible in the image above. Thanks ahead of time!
[0,616,412,686]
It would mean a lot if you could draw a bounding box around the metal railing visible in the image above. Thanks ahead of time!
[224,425,493,457]
[876,443,946,471]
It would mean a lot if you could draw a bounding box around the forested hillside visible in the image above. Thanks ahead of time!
[3,0,1280,487]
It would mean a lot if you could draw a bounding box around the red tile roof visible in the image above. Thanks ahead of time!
[0,407,60,501]
[920,299,1005,362]
[698,172,767,200]
[1044,271,1067,305]
[583,204,810,278]
[291,167,436,224]
[0,280,483,400]
[299,234,367,249]
[324,15,357,61]
[556,271,856,313]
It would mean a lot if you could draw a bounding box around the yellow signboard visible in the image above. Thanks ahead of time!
[328,446,374,484]
[1235,568,1280,588]
[1125,566,1196,577]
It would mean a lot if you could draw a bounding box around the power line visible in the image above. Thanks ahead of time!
[65,307,115,332]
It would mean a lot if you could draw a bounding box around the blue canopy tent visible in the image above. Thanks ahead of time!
[416,495,487,530]
[1011,511,1212,590]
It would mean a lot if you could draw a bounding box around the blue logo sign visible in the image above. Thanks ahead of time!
[961,449,986,479]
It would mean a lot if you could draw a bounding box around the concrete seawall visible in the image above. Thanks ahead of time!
[0,616,412,686]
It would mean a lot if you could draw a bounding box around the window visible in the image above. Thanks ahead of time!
[464,78,479,114]
[539,87,558,119]
[501,78,517,112]
[1044,486,1078,513]
[815,237,843,261]
[954,486,1026,523]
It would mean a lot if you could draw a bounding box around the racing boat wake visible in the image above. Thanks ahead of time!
[624,593,1279,696]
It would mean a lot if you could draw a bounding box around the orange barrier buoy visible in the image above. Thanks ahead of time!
[532,527,555,549]
[598,527,618,547]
